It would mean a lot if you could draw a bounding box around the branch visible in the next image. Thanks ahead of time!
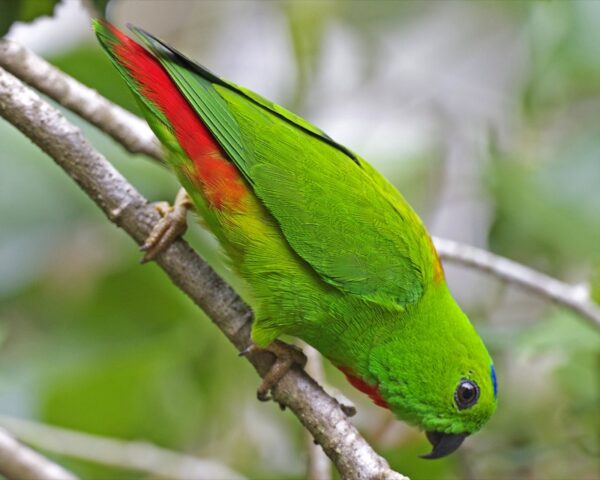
[303,345,332,480]
[0,416,244,480]
[434,237,600,328]
[0,66,406,480]
[0,39,162,161]
[1,35,596,479]
[0,427,78,480]
[1,38,596,328]
[0,39,595,330]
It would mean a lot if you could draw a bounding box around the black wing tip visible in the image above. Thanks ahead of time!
[123,24,358,164]
[127,24,163,51]
[126,23,149,37]
[125,24,222,84]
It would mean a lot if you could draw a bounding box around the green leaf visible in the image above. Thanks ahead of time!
[0,0,60,37]
[591,262,600,305]
[17,0,59,22]
[89,0,110,17]
[0,0,19,37]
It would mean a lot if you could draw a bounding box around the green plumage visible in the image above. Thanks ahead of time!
[135,27,429,307]
[95,22,497,453]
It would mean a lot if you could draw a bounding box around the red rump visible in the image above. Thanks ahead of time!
[338,366,389,409]
[107,24,246,210]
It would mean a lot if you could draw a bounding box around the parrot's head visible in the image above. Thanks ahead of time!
[368,284,497,459]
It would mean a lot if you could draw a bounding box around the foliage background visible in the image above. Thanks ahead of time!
[0,1,599,479]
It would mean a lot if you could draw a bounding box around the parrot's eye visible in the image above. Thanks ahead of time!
[454,379,479,410]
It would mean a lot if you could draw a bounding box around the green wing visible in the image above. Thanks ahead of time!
[132,27,434,308]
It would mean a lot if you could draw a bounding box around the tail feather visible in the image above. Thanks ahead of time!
[93,21,247,210]
[93,20,219,161]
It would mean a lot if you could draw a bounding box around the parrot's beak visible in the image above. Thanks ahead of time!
[420,431,468,459]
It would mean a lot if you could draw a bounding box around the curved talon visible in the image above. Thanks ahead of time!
[140,188,192,263]
[240,340,307,402]
[152,201,172,217]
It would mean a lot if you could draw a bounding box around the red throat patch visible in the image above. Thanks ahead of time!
[107,24,247,210]
[337,366,389,409]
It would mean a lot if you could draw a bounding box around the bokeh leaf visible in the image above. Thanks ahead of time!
[591,262,600,305]
[89,0,111,18]
[0,0,60,37]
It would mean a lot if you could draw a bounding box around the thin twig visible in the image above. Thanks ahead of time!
[434,237,600,328]
[0,38,595,329]
[0,65,406,480]
[0,416,244,480]
[0,427,78,480]
[0,39,162,161]
[0,39,595,330]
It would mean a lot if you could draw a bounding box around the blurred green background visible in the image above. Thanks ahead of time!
[1,1,599,479]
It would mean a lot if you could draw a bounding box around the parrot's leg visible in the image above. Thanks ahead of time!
[240,340,307,402]
[141,187,193,263]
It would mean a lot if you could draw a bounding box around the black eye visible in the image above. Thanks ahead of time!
[455,379,479,410]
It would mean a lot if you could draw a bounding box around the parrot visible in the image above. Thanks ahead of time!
[94,21,497,459]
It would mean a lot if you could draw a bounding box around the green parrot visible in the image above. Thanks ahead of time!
[94,21,497,459]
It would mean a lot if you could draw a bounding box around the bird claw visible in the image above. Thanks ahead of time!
[240,340,307,403]
[140,188,192,263]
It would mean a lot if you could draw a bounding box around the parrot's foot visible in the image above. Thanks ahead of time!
[240,340,307,402]
[140,188,193,263]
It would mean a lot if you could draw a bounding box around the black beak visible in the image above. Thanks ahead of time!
[420,431,468,459]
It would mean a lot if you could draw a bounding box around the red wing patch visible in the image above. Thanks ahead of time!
[107,24,246,210]
[338,366,389,409]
